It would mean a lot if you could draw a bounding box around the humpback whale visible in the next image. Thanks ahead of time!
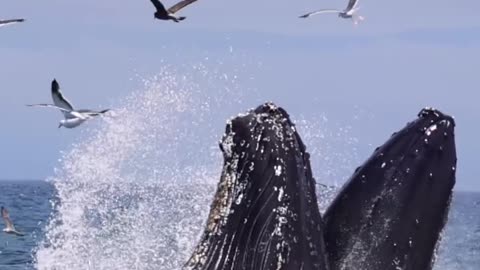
[185,103,328,270]
[186,104,456,270]
[323,108,456,270]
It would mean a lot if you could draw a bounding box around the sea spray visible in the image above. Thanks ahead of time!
[35,65,360,270]
[35,66,242,270]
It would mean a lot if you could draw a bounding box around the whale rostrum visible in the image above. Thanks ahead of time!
[185,103,329,270]
[323,108,456,270]
[185,104,456,270]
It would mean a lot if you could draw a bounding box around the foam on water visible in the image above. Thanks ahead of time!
[34,65,360,270]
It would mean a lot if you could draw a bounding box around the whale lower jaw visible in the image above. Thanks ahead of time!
[185,102,328,270]
[323,107,456,270]
[185,104,456,270]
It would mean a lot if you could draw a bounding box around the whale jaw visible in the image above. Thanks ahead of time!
[185,104,456,270]
[185,102,328,270]
[323,107,456,270]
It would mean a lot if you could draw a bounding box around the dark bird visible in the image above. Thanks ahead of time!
[149,0,198,22]
[1,206,24,236]
[0,18,25,27]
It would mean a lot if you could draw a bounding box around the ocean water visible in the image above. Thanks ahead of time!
[0,180,53,269]
[0,70,477,269]
[0,181,478,270]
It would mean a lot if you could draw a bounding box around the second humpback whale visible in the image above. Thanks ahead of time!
[323,108,456,270]
[185,103,457,270]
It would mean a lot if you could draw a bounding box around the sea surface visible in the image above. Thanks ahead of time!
[0,72,478,270]
[0,180,478,270]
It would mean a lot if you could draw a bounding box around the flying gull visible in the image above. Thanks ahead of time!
[0,18,25,27]
[27,79,110,128]
[150,0,198,22]
[1,206,24,236]
[299,0,365,25]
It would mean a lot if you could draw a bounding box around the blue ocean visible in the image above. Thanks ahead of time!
[0,180,478,270]
[0,76,477,270]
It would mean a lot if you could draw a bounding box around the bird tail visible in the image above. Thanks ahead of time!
[177,16,186,21]
[99,109,110,114]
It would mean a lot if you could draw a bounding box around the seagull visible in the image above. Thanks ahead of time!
[1,206,24,236]
[0,18,25,27]
[27,79,110,128]
[149,0,198,22]
[299,0,365,25]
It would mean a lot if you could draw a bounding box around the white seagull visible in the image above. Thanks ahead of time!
[299,0,365,25]
[0,18,25,27]
[1,206,24,236]
[27,79,110,128]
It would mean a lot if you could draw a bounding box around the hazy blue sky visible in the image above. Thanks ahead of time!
[1,0,479,190]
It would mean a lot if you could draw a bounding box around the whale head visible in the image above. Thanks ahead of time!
[323,107,456,270]
[186,102,329,270]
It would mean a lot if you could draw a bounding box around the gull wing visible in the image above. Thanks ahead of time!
[345,0,359,12]
[26,103,73,113]
[0,19,24,27]
[77,109,110,117]
[167,0,198,14]
[1,207,16,231]
[299,9,340,18]
[150,0,168,14]
[26,103,79,120]
[51,79,75,118]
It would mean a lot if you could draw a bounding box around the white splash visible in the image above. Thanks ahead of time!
[274,165,282,176]
[425,124,438,136]
[35,65,244,270]
[34,64,363,270]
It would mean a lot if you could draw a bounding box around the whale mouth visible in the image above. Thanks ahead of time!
[360,107,456,180]
[188,103,457,270]
[187,102,328,270]
[418,108,455,151]
[323,107,457,270]
[396,107,456,183]
[219,102,293,157]
[413,107,454,136]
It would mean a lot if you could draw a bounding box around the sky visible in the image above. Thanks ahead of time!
[1,0,479,191]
